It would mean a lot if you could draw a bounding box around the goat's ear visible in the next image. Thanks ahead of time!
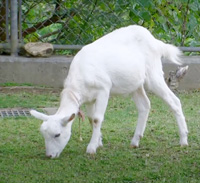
[68,113,76,121]
[61,113,75,126]
[30,110,49,121]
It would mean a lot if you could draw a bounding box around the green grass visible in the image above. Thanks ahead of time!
[0,83,34,87]
[0,89,200,183]
[0,91,59,108]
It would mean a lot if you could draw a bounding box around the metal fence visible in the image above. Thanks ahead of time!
[0,0,200,56]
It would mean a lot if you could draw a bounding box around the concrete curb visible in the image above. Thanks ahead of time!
[0,56,72,88]
[163,56,200,90]
[0,55,200,90]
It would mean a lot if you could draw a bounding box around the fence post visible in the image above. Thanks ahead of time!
[18,0,22,43]
[10,0,18,56]
[6,0,9,42]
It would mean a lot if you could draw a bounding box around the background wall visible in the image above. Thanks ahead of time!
[1,56,199,90]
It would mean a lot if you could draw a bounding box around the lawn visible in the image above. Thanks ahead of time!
[0,87,200,183]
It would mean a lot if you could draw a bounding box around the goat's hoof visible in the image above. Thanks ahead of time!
[86,149,96,154]
[86,144,97,154]
[180,137,188,147]
[180,142,188,147]
[130,139,140,148]
[130,144,139,148]
[98,141,103,148]
[130,141,139,148]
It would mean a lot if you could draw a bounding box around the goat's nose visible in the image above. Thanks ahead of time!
[46,154,52,158]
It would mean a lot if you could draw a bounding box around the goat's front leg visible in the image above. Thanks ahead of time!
[86,118,103,154]
[86,90,109,154]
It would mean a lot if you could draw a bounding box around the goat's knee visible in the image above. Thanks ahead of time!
[170,97,182,115]
[87,117,104,154]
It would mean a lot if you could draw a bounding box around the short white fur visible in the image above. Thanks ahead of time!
[31,25,188,158]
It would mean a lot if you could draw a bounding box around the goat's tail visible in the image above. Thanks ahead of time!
[158,40,182,65]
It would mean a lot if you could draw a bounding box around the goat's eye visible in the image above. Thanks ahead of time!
[54,134,60,138]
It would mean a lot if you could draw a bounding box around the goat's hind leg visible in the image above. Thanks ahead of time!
[149,75,188,146]
[131,86,151,147]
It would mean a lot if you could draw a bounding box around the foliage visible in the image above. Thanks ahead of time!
[21,0,200,48]
[1,89,200,182]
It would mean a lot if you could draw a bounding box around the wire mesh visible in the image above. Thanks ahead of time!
[1,0,200,53]
[21,0,134,46]
[20,0,200,48]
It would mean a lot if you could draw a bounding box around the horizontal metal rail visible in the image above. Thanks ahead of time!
[179,47,200,52]
[53,44,83,50]
[53,46,200,52]
[1,43,200,52]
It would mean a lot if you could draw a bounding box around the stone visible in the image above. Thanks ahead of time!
[24,42,54,57]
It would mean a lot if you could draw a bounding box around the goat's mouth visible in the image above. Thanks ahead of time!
[46,152,60,159]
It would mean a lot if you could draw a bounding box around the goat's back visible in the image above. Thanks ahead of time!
[66,25,180,96]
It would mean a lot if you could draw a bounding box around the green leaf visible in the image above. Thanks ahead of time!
[189,2,199,11]
[139,11,151,21]
[138,0,151,8]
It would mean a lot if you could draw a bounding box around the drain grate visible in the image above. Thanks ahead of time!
[0,109,31,118]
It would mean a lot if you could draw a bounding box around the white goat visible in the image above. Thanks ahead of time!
[31,25,188,158]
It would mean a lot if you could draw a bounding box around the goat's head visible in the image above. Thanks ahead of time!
[30,110,75,158]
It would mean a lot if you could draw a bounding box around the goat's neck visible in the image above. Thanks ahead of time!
[56,89,81,117]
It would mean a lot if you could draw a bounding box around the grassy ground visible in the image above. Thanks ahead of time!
[0,88,200,183]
